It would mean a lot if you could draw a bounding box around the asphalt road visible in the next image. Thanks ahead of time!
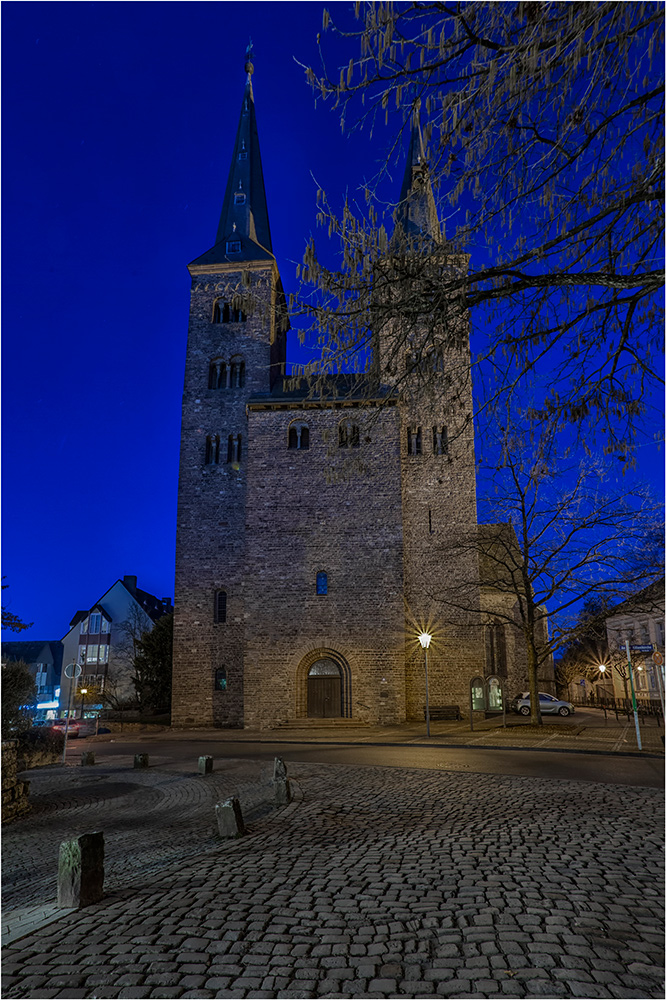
[72,734,664,787]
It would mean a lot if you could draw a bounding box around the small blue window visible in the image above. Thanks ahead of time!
[316,571,328,595]
[215,667,227,691]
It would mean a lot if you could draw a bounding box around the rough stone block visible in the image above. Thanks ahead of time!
[81,751,95,766]
[133,754,149,769]
[57,831,104,908]
[198,755,213,774]
[274,777,292,806]
[215,796,245,838]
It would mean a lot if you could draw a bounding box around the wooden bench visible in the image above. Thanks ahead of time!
[424,705,461,721]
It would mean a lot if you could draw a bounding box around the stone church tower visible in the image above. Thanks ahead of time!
[172,56,494,730]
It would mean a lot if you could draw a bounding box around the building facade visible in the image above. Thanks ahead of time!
[60,575,171,716]
[1,640,63,719]
[172,56,531,730]
[604,582,665,705]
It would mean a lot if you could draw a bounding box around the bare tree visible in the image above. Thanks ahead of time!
[436,415,662,724]
[296,2,663,455]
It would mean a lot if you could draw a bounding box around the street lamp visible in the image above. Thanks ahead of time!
[418,632,432,737]
[80,688,88,720]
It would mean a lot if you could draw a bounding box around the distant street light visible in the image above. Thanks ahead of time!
[80,687,88,720]
[418,632,432,737]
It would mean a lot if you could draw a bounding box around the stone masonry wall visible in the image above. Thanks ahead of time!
[243,404,407,729]
[2,741,30,824]
[172,263,280,728]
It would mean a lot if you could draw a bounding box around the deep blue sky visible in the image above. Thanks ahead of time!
[3,2,662,641]
[2,1,374,639]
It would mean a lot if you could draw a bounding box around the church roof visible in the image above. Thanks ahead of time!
[394,107,442,244]
[189,45,274,269]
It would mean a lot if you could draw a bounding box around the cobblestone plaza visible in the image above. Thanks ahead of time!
[2,746,664,1000]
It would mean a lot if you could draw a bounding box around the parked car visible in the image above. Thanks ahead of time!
[511,692,575,717]
[50,719,81,737]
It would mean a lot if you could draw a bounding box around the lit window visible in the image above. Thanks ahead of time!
[407,427,422,455]
[80,619,88,635]
[214,590,227,624]
[433,425,448,456]
[215,667,227,691]
[288,421,310,450]
[99,645,109,664]
[89,613,101,635]
[87,645,99,664]
[316,571,328,595]
[78,647,86,664]
[226,240,241,253]
[101,618,110,634]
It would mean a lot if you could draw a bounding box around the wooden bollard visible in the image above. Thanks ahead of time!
[198,755,213,774]
[215,796,245,838]
[133,753,149,768]
[81,751,95,766]
[57,831,104,908]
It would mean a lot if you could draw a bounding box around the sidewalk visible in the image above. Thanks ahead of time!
[114,710,665,757]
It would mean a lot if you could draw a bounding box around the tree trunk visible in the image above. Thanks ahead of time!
[527,636,543,727]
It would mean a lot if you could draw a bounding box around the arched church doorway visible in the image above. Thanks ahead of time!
[307,658,342,718]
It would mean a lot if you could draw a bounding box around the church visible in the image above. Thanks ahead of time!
[171,53,538,730]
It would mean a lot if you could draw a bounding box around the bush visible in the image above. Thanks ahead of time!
[16,727,64,756]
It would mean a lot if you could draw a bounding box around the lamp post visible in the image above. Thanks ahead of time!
[80,687,88,720]
[598,665,607,718]
[418,632,432,737]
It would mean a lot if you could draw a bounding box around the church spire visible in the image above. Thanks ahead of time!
[190,44,274,267]
[394,105,442,244]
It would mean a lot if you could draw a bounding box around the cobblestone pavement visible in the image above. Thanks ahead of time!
[2,760,664,1000]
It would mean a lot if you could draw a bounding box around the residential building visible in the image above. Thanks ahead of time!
[605,581,665,705]
[60,575,172,716]
[1,640,63,719]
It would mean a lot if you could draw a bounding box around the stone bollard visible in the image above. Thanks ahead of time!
[133,754,149,768]
[198,755,213,775]
[273,756,292,805]
[215,796,245,838]
[57,831,104,908]
[81,751,95,766]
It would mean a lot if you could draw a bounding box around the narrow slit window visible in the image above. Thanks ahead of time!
[407,426,422,456]
[214,591,227,624]
[316,571,328,595]
[227,434,242,464]
[215,667,228,691]
[205,434,220,465]
[433,425,448,455]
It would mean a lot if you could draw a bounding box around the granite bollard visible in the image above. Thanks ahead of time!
[57,831,104,908]
[215,796,245,838]
[198,755,213,774]
[81,751,95,766]
[273,756,292,805]
[133,753,149,768]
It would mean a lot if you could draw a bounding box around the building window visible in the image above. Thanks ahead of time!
[485,622,507,677]
[87,645,99,664]
[234,192,246,205]
[99,644,109,664]
[214,590,227,624]
[407,426,422,455]
[226,240,242,254]
[229,358,245,388]
[89,613,102,635]
[101,618,110,634]
[209,360,227,389]
[78,646,86,664]
[227,434,242,464]
[338,421,360,448]
[215,667,228,691]
[656,620,664,647]
[205,434,221,465]
[433,425,448,456]
[80,619,88,635]
[316,571,328,595]
[288,421,310,450]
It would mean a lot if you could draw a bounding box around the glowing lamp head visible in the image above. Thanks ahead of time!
[80,688,88,695]
[418,632,432,649]
[598,665,606,673]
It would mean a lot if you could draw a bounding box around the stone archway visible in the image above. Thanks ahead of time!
[295,649,352,719]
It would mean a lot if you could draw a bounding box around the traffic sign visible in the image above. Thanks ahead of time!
[64,662,82,679]
[629,644,653,653]
[653,651,663,665]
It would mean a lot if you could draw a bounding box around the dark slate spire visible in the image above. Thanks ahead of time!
[394,105,442,244]
[190,43,274,268]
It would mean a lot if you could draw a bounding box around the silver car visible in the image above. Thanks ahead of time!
[512,692,575,717]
